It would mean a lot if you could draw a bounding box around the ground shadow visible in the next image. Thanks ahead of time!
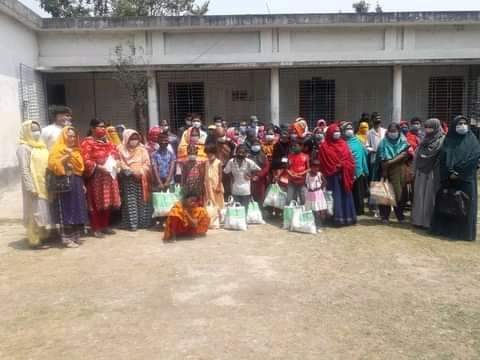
[8,238,65,251]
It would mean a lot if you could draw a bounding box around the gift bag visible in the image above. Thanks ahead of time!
[224,203,247,231]
[206,201,220,229]
[325,191,334,217]
[369,180,397,207]
[291,209,317,235]
[246,201,266,225]
[283,201,303,230]
[152,191,178,217]
[174,184,182,199]
[263,183,287,209]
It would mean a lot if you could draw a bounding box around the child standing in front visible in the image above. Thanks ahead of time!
[286,139,310,205]
[305,160,328,231]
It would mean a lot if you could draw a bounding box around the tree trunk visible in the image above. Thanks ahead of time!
[134,101,147,137]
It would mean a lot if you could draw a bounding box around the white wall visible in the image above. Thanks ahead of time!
[157,70,270,125]
[279,67,393,126]
[0,12,38,171]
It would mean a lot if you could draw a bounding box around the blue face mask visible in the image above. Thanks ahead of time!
[401,128,409,135]
[456,124,469,135]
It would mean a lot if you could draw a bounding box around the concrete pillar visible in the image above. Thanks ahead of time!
[147,70,159,127]
[270,67,280,126]
[392,65,403,123]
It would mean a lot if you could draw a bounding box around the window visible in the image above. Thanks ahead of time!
[168,82,205,129]
[299,78,336,128]
[232,90,249,102]
[428,77,464,124]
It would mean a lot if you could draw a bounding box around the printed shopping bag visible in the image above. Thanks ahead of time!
[152,191,178,217]
[246,201,266,225]
[224,203,247,231]
[369,180,397,207]
[283,201,303,230]
[290,209,317,235]
[263,183,287,209]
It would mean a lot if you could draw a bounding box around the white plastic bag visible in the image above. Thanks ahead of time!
[206,201,220,229]
[325,191,334,217]
[224,202,247,231]
[152,191,178,217]
[282,201,303,230]
[104,155,118,179]
[291,209,317,235]
[263,183,287,209]
[246,201,265,225]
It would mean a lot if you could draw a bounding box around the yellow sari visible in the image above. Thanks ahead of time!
[48,126,85,176]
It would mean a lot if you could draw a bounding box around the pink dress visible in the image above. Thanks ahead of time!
[305,173,327,212]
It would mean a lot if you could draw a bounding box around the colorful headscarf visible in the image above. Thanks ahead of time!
[19,121,49,199]
[341,122,369,178]
[318,124,355,192]
[356,121,369,145]
[377,124,410,161]
[48,126,84,176]
[106,126,121,146]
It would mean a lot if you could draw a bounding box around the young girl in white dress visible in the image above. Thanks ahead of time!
[305,162,328,229]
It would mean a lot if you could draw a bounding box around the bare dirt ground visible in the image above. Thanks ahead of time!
[1,185,480,359]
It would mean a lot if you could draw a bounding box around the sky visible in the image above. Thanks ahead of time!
[19,0,480,17]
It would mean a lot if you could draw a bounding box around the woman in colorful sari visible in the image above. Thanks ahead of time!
[181,145,205,203]
[118,129,152,231]
[204,144,224,210]
[163,192,210,241]
[318,124,357,226]
[177,121,207,163]
[431,115,480,241]
[375,123,410,224]
[17,121,53,249]
[356,121,370,147]
[342,122,369,215]
[411,118,445,229]
[145,126,162,155]
[48,126,89,247]
[81,119,121,238]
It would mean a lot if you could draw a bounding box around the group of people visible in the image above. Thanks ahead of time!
[17,106,480,248]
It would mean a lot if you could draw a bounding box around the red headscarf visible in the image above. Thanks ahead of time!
[317,124,355,192]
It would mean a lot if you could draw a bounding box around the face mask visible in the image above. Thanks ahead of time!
[411,124,421,132]
[31,130,41,140]
[192,122,201,129]
[345,129,354,138]
[185,121,192,127]
[456,124,469,135]
[291,146,301,154]
[95,128,106,138]
[64,120,72,127]
[188,155,197,161]
[129,140,140,148]
[251,145,261,153]
[315,133,325,142]
[332,132,341,140]
[215,123,223,128]
[218,136,227,143]
[388,132,399,140]
[159,143,168,150]
[240,126,247,133]
[162,126,169,132]
[265,135,275,142]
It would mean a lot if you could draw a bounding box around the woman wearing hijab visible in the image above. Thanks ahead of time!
[249,139,270,204]
[318,124,357,226]
[48,126,89,247]
[411,119,445,229]
[81,119,121,238]
[106,126,122,146]
[430,115,480,241]
[375,123,410,223]
[118,129,152,231]
[17,121,53,248]
[356,121,370,147]
[145,126,162,155]
[342,122,369,215]
[314,119,327,135]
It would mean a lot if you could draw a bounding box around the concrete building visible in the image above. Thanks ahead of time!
[2,0,480,185]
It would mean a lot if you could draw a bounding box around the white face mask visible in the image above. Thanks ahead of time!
[265,134,275,142]
[218,136,227,143]
[345,129,354,138]
[192,122,201,129]
[251,145,261,153]
[456,124,469,135]
[332,132,341,140]
[162,126,169,132]
[188,155,197,161]
[31,130,41,140]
